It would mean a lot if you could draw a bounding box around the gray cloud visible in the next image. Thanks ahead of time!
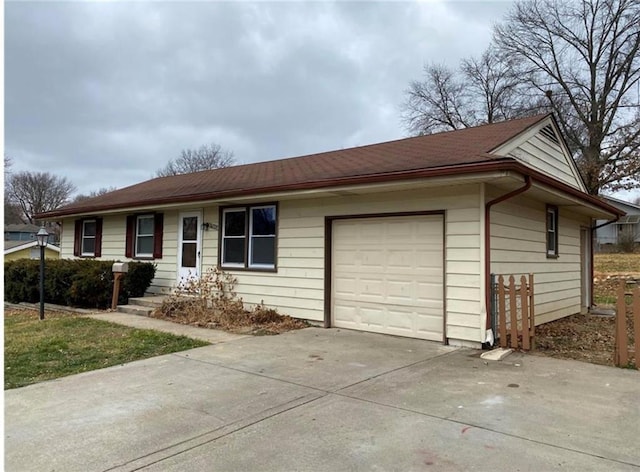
[6,1,515,196]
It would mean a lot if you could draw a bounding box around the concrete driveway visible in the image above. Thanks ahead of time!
[5,327,640,471]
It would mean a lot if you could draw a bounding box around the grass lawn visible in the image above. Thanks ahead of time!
[4,308,209,389]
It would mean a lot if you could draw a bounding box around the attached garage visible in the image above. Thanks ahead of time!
[330,213,445,341]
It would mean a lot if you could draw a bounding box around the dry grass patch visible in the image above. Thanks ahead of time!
[151,268,308,335]
[594,252,640,276]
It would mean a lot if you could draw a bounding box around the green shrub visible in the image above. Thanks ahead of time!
[4,259,156,309]
[5,260,40,303]
[123,262,157,298]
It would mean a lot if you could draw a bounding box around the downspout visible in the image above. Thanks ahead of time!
[484,176,532,342]
[589,216,621,307]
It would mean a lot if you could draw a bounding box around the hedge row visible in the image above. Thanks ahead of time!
[4,259,156,309]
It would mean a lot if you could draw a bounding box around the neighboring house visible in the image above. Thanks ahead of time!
[38,114,622,348]
[5,240,61,262]
[4,224,57,244]
[4,224,41,241]
[595,197,640,248]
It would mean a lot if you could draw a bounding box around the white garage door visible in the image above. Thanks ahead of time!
[332,215,444,341]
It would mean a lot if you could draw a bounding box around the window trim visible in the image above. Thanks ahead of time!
[546,205,559,258]
[219,203,278,271]
[125,213,164,260]
[81,219,97,256]
[73,217,102,258]
[220,208,247,268]
[134,214,155,258]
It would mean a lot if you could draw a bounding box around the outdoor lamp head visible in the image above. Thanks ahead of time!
[36,227,49,247]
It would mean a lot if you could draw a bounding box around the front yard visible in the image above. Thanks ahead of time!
[534,252,639,367]
[4,308,208,389]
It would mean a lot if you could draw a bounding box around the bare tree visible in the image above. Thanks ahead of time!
[403,63,470,134]
[73,186,118,203]
[156,143,234,177]
[403,48,536,135]
[3,156,24,224]
[494,0,640,194]
[6,171,75,224]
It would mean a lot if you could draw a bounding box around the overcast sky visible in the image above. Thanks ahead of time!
[6,1,638,202]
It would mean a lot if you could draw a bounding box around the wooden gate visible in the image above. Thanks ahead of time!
[493,274,535,350]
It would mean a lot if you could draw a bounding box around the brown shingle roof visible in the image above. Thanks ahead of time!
[40,115,550,218]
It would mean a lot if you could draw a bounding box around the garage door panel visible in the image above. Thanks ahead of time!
[332,215,444,342]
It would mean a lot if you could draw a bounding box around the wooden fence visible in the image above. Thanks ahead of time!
[614,280,640,369]
[495,274,535,350]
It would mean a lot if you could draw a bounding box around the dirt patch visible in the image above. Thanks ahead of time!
[534,270,638,367]
[533,310,636,367]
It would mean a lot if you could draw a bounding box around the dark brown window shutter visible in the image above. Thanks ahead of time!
[153,213,164,259]
[125,215,135,258]
[73,220,82,257]
[94,218,103,257]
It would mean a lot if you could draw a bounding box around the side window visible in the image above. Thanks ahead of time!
[82,220,97,256]
[221,209,246,266]
[73,218,102,258]
[135,215,155,257]
[125,213,163,259]
[546,205,559,258]
[221,204,277,269]
[249,206,276,267]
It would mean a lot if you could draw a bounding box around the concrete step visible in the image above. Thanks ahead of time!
[117,304,155,317]
[127,296,168,309]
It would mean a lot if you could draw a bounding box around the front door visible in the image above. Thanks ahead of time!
[177,211,202,285]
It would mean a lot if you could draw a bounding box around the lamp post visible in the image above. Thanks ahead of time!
[36,226,49,321]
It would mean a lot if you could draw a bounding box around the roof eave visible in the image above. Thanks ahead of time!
[36,159,623,220]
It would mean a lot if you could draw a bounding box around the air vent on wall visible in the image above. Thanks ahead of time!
[540,124,560,144]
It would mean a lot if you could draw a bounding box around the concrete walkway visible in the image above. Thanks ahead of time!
[84,312,248,344]
[5,327,640,471]
[5,302,248,344]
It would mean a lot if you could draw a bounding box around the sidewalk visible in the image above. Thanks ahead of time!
[5,302,247,344]
[84,312,248,343]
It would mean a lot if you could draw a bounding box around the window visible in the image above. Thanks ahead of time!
[221,205,276,269]
[73,218,103,257]
[135,215,155,257]
[546,205,559,258]
[125,213,164,259]
[82,220,97,256]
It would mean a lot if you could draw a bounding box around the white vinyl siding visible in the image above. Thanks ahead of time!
[58,185,482,344]
[225,184,484,345]
[60,211,181,294]
[507,133,583,190]
[489,192,590,325]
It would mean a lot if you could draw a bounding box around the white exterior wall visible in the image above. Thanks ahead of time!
[225,184,484,345]
[59,185,485,344]
[60,209,206,294]
[489,192,590,325]
[508,133,582,190]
